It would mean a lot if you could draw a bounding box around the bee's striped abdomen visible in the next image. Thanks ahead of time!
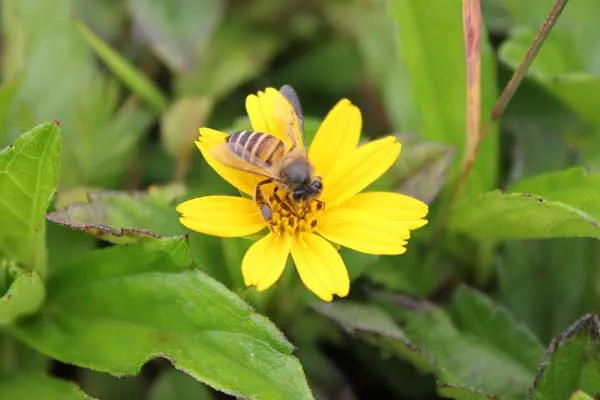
[227,130,285,167]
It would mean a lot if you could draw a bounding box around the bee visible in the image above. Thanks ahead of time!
[210,85,323,221]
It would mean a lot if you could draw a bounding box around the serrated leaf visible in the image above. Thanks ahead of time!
[74,19,168,114]
[531,314,600,400]
[312,301,435,374]
[401,286,544,399]
[129,0,224,73]
[317,286,544,399]
[47,184,186,244]
[0,123,61,273]
[0,266,44,325]
[12,238,313,400]
[0,373,90,399]
[388,0,497,194]
[449,190,600,240]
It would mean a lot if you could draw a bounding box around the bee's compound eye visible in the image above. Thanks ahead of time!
[311,178,323,193]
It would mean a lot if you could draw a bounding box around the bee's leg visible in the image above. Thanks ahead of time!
[299,199,325,216]
[314,199,325,212]
[274,190,298,216]
[255,179,274,221]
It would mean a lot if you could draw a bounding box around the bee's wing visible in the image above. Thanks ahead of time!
[209,142,281,182]
[279,85,304,131]
[274,85,305,151]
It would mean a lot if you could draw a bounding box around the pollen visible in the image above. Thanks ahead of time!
[264,188,324,235]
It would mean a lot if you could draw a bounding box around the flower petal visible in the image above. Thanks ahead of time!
[242,233,291,291]
[317,192,428,255]
[196,128,262,196]
[308,99,362,179]
[322,136,401,206]
[245,88,295,149]
[291,233,350,301]
[177,196,266,238]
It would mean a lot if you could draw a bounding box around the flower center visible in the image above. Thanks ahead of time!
[262,185,324,235]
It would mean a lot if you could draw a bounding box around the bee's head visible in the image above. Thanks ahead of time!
[291,176,322,202]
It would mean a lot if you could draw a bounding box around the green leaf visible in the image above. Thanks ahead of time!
[312,301,435,374]
[47,184,186,244]
[508,168,600,216]
[0,265,44,325]
[73,19,169,114]
[388,0,498,194]
[401,286,544,399]
[0,373,90,399]
[149,368,214,400]
[570,391,595,400]
[0,122,61,273]
[129,0,224,73]
[13,238,313,400]
[449,190,600,240]
[317,286,545,399]
[531,314,600,400]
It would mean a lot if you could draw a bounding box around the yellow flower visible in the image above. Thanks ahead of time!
[177,87,428,301]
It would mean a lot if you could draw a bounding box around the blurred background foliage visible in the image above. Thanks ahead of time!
[1,0,599,399]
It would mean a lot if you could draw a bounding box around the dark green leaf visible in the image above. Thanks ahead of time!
[0,123,61,273]
[0,373,90,399]
[312,301,435,374]
[47,184,185,244]
[318,286,544,399]
[449,191,600,240]
[129,0,224,73]
[388,0,498,194]
[80,371,142,400]
[531,314,600,400]
[0,334,49,373]
[149,368,214,400]
[13,238,313,400]
[400,287,543,399]
[499,238,598,344]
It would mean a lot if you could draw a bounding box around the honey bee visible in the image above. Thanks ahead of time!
[210,85,323,221]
